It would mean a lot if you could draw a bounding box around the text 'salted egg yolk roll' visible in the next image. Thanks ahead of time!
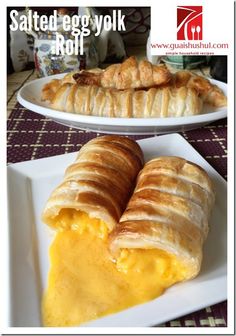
[42,135,144,238]
[110,156,215,295]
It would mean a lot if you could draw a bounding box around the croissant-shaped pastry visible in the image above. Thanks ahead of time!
[71,56,171,89]
[42,135,144,238]
[173,70,227,107]
[44,83,202,118]
[110,156,215,282]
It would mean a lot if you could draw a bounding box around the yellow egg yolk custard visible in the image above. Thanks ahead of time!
[42,209,189,327]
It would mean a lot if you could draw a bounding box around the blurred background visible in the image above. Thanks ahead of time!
[7,6,227,83]
[7,7,150,75]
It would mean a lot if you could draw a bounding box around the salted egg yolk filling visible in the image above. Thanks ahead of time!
[54,208,109,239]
[42,216,188,327]
[116,248,189,297]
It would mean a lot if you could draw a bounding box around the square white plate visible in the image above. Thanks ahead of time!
[7,134,227,327]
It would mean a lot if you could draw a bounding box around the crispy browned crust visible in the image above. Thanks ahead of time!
[47,83,202,117]
[42,135,144,232]
[41,60,226,117]
[110,156,215,279]
[41,79,61,102]
[41,69,103,102]
[173,70,227,107]
[73,71,102,86]
[72,56,171,90]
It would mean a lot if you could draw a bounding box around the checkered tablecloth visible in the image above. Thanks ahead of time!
[7,70,227,328]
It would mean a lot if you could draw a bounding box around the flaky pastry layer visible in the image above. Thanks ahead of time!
[110,156,215,280]
[42,135,144,233]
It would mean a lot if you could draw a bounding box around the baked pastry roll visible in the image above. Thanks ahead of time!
[173,70,227,107]
[71,56,171,90]
[110,156,215,287]
[42,79,61,102]
[41,69,103,101]
[42,135,144,238]
[43,83,202,118]
[42,57,170,100]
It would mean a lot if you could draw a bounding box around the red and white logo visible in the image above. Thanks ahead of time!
[177,6,203,40]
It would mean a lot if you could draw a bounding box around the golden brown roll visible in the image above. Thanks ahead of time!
[43,83,202,118]
[110,156,215,282]
[42,135,144,238]
[42,59,226,114]
[73,56,171,89]
[173,70,227,107]
[42,79,61,102]
[41,69,103,101]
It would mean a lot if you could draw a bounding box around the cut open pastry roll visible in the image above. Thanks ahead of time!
[110,156,215,290]
[42,135,144,238]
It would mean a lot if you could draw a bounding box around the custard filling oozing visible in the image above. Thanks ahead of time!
[42,227,188,326]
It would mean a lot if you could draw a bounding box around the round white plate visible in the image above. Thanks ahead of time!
[17,73,227,135]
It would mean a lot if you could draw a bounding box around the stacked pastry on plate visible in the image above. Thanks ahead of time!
[42,136,215,326]
[41,56,227,118]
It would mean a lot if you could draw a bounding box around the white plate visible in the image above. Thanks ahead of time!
[17,74,227,135]
[7,134,227,327]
